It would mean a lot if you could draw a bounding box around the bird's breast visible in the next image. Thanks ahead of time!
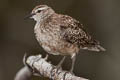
[34,25,62,55]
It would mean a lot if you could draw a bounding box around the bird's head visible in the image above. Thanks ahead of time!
[25,5,55,21]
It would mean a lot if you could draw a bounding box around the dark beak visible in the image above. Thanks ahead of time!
[24,13,35,20]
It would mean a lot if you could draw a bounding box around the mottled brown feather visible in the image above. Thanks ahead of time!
[42,13,102,51]
[33,5,105,56]
[59,15,100,48]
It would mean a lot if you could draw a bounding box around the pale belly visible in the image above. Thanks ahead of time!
[34,27,79,56]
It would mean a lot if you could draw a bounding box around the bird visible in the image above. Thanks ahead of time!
[26,5,106,73]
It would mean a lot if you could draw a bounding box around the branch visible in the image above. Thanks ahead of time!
[14,66,32,80]
[25,54,89,80]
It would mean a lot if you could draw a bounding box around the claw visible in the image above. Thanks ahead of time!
[63,71,74,80]
[50,66,56,79]
[55,66,61,75]
[69,71,74,75]
[63,71,68,80]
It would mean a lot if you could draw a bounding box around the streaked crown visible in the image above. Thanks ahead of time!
[32,5,49,13]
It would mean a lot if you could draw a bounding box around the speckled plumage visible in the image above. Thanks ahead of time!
[31,5,105,57]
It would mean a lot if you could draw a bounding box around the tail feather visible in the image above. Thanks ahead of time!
[82,45,106,52]
[96,45,106,51]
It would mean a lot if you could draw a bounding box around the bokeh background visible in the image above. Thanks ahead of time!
[0,0,120,80]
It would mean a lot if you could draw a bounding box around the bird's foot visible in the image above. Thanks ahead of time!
[70,71,74,75]
[63,71,74,80]
[69,69,75,75]
[50,64,62,79]
[62,71,75,80]
[55,64,62,76]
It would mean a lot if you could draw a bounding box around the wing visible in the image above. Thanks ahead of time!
[59,15,99,48]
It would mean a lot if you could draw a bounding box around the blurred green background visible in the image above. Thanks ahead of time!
[0,0,120,80]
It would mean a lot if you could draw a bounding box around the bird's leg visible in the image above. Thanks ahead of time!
[70,53,76,74]
[62,54,76,80]
[56,56,66,69]
[50,56,66,79]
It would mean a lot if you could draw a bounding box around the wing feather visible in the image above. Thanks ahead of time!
[60,15,99,48]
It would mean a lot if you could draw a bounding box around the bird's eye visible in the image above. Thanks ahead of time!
[37,10,41,13]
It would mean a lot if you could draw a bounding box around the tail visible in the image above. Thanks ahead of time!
[95,45,106,51]
[84,45,106,52]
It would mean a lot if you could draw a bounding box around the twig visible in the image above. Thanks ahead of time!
[25,54,89,80]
